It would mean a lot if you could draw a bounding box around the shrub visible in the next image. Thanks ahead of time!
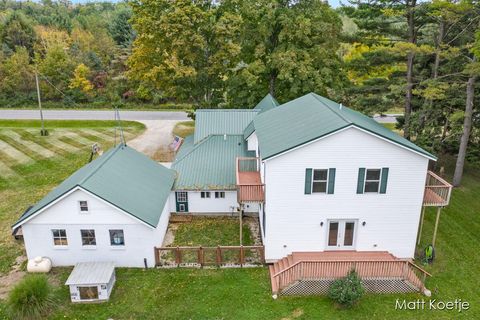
[328,270,365,308]
[7,274,55,319]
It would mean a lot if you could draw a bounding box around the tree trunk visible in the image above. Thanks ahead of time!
[403,0,417,140]
[269,71,277,98]
[453,75,476,187]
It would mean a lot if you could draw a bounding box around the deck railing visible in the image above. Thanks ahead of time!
[271,259,431,293]
[236,157,264,203]
[423,170,452,207]
[154,245,265,267]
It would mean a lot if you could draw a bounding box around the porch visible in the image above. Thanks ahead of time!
[423,170,452,207]
[269,251,431,296]
[236,157,264,203]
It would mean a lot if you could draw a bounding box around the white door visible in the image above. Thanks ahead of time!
[326,220,357,250]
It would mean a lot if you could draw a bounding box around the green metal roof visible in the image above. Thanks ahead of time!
[13,144,176,228]
[243,121,255,139]
[194,109,258,144]
[253,93,280,113]
[172,134,255,190]
[253,93,436,160]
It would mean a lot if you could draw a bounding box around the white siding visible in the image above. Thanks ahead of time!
[22,189,169,268]
[263,127,429,261]
[168,190,259,214]
[247,132,258,154]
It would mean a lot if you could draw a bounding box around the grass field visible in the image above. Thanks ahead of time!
[172,121,195,138]
[0,119,479,319]
[0,120,145,276]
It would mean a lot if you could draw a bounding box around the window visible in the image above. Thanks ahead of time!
[79,201,89,213]
[52,229,68,246]
[176,192,187,202]
[215,191,225,199]
[312,169,328,193]
[201,191,211,198]
[364,169,381,193]
[80,229,96,246]
[109,230,125,246]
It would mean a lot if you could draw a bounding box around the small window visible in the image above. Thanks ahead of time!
[52,229,68,246]
[364,169,381,193]
[80,229,96,246]
[312,169,328,193]
[176,192,187,202]
[109,229,125,246]
[79,201,89,213]
[79,286,99,300]
[215,191,225,198]
[201,191,211,198]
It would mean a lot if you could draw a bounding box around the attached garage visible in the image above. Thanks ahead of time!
[65,262,115,303]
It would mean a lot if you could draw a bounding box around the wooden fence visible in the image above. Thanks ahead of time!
[154,245,265,267]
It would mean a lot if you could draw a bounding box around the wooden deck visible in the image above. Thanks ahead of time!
[269,251,431,295]
[236,157,264,203]
[423,170,452,207]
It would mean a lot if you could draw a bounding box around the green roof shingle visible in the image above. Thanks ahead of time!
[194,109,258,144]
[253,93,436,160]
[172,135,255,190]
[14,144,176,228]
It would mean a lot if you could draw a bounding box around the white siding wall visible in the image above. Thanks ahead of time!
[169,191,259,214]
[263,127,429,261]
[22,189,169,268]
[247,132,258,154]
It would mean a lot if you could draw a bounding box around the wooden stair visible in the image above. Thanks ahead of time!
[269,251,431,296]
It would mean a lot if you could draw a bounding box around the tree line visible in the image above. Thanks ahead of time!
[1,0,479,185]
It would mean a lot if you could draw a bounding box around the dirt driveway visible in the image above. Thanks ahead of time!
[128,120,179,161]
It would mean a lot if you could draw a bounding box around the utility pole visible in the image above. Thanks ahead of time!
[35,72,47,136]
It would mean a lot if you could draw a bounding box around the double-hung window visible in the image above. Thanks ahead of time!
[215,191,225,199]
[109,230,125,246]
[79,201,89,213]
[81,229,96,246]
[364,169,381,193]
[312,169,328,193]
[357,168,389,194]
[201,191,211,198]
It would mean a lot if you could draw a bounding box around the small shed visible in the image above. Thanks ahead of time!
[65,262,115,303]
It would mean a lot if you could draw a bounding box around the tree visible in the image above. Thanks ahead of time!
[69,63,93,94]
[0,47,35,98]
[227,0,345,106]
[109,6,135,47]
[128,0,242,106]
[0,11,37,56]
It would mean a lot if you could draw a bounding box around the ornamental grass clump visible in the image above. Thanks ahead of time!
[328,270,365,308]
[7,274,55,319]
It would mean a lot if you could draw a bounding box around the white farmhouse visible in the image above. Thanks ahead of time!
[12,144,175,268]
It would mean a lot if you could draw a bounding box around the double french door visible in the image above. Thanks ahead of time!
[326,220,357,249]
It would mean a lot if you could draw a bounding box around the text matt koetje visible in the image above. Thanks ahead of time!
[395,299,470,312]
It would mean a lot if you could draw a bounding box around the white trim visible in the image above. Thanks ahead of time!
[263,125,436,162]
[13,186,156,229]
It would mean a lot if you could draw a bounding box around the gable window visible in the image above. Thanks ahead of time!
[109,230,125,246]
[364,169,381,193]
[312,169,328,193]
[52,229,68,246]
[80,229,96,246]
[201,191,211,198]
[79,201,89,213]
[176,192,187,202]
[215,191,225,199]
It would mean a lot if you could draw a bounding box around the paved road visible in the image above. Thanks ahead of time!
[0,109,189,121]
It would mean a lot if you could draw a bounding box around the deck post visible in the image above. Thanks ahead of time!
[417,206,426,245]
[432,207,442,246]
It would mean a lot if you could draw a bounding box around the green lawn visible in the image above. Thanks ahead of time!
[0,120,145,275]
[1,120,479,318]
[172,120,195,138]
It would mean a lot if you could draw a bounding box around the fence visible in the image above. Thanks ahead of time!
[154,245,265,267]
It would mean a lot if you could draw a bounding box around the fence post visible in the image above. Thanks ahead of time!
[259,246,265,264]
[216,246,222,267]
[154,247,159,267]
[175,246,181,266]
[240,245,244,267]
[198,246,204,267]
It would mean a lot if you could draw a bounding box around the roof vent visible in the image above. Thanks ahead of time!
[224,134,227,141]
[339,103,343,110]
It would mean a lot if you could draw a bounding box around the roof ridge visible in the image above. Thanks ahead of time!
[311,93,352,125]
[78,144,124,186]
[197,109,258,112]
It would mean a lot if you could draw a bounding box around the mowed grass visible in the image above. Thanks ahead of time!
[172,120,195,138]
[0,120,145,276]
